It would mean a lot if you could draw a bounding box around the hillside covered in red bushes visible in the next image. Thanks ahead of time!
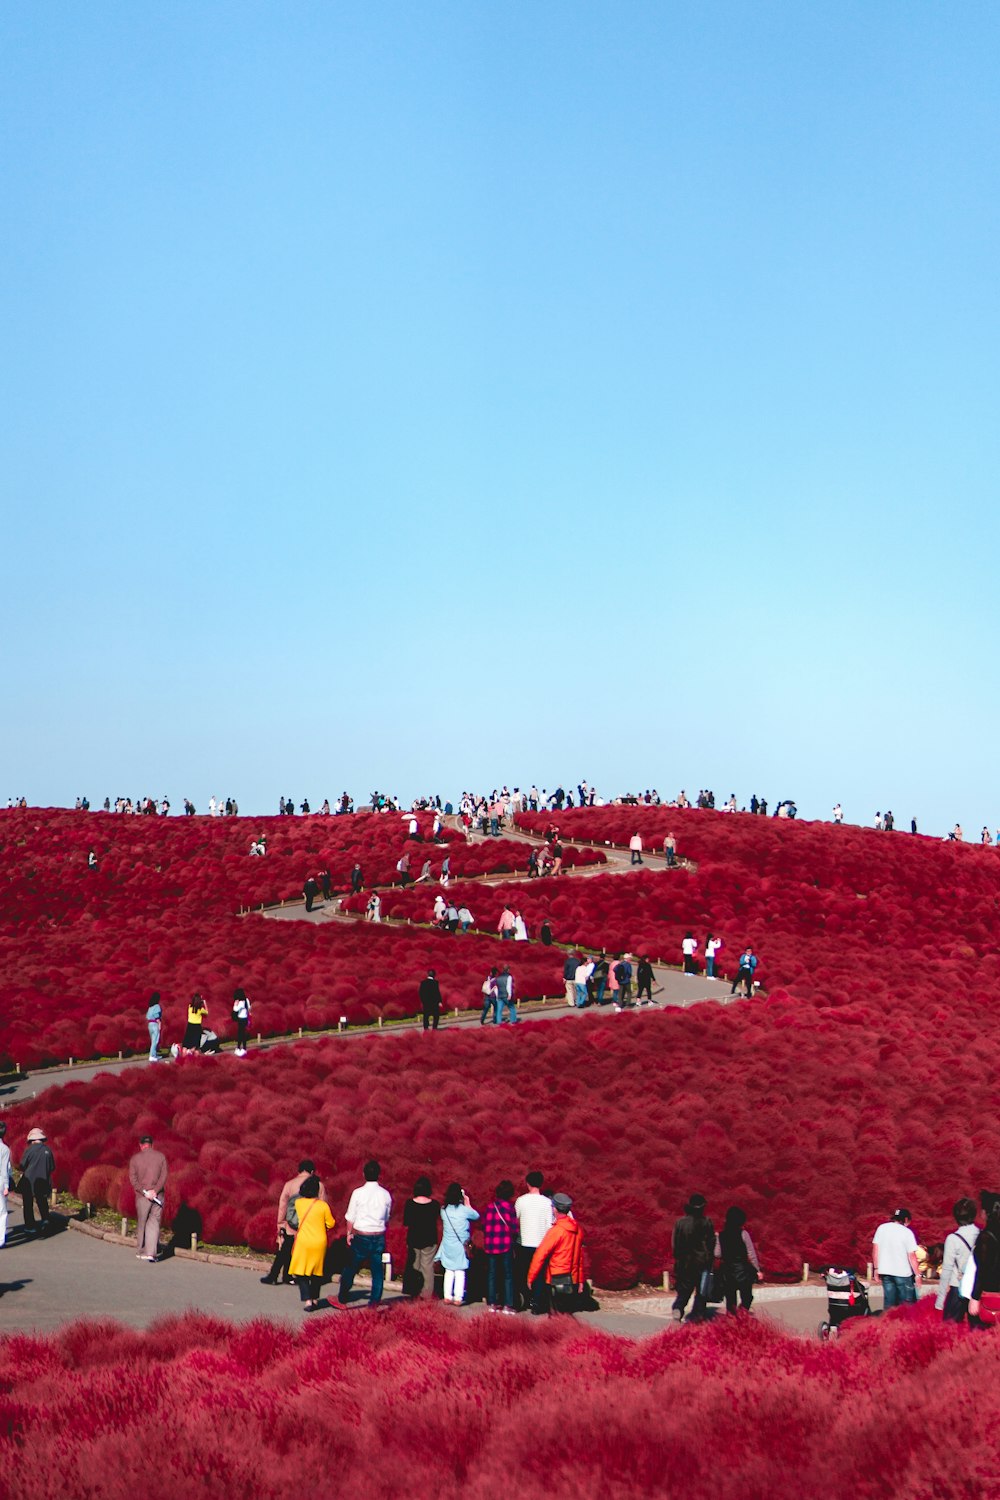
[0,1303,989,1500]
[4,803,999,1282]
[0,809,599,1066]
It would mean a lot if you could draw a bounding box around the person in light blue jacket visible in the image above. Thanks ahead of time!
[436,1182,479,1305]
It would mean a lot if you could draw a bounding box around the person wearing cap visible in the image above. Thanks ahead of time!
[261,1159,329,1286]
[19,1129,56,1236]
[128,1135,168,1262]
[527,1192,585,1314]
[419,970,443,1031]
[671,1193,716,1322]
[872,1208,920,1308]
[0,1123,11,1248]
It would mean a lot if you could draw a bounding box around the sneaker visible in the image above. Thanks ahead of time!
[613,1004,622,1012]
[501,1306,516,1316]
[671,1309,683,1322]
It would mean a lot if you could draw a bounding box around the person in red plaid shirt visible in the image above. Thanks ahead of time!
[483,1180,518,1313]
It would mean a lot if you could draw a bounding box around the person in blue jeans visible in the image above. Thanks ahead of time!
[872,1208,920,1308]
[494,967,517,1024]
[337,1160,392,1307]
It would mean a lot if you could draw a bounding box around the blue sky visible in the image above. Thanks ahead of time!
[2,3,998,831]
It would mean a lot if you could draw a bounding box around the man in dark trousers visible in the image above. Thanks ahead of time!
[419,969,443,1031]
[260,1158,328,1285]
[672,1192,716,1322]
[303,875,319,912]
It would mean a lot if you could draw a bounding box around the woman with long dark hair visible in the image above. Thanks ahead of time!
[968,1191,1000,1328]
[718,1206,762,1314]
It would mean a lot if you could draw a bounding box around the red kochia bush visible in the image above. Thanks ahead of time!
[0,1305,992,1499]
[10,993,998,1286]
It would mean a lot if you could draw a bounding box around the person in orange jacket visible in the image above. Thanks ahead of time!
[527,1192,584,1314]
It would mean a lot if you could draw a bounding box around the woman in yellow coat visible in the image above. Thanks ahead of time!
[288,1175,336,1311]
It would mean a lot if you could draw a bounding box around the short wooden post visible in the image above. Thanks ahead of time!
[802,1262,810,1283]
[662,1270,670,1291]
[118,1051,123,1060]
[382,1250,392,1281]
[15,1064,19,1074]
[257,1033,261,1045]
[867,1261,873,1281]
[298,1027,303,1038]
[377,1016,383,1029]
[69,1057,74,1067]
[121,1217,127,1237]
[191,1232,198,1252]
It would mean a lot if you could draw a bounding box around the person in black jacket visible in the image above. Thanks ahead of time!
[672,1192,716,1322]
[969,1191,1000,1327]
[419,970,442,1032]
[718,1206,762,1313]
[403,1177,441,1298]
[636,956,655,1006]
[20,1128,56,1236]
[303,876,319,913]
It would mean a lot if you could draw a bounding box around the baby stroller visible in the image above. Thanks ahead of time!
[818,1269,872,1339]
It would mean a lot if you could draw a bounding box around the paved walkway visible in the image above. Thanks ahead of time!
[0,1198,882,1340]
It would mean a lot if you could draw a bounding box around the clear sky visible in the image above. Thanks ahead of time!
[3,3,998,832]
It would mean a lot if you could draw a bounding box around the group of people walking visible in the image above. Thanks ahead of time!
[259,1161,584,1315]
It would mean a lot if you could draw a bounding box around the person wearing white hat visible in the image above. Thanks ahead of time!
[19,1128,55,1236]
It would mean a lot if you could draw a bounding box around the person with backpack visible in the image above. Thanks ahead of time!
[483,1180,519,1314]
[935,1197,979,1322]
[671,1192,716,1322]
[480,968,498,1025]
[231,988,251,1056]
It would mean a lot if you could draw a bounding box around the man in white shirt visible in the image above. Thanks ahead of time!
[515,1171,555,1314]
[0,1123,11,1247]
[872,1208,920,1308]
[337,1160,393,1307]
[574,958,594,1008]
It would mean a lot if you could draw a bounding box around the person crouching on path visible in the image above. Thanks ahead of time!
[289,1175,335,1312]
[261,1159,329,1285]
[528,1192,584,1314]
[129,1134,168,1262]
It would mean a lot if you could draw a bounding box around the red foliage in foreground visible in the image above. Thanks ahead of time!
[0,1304,990,1500]
[11,989,994,1284]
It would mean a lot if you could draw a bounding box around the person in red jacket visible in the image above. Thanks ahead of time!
[527,1192,584,1314]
